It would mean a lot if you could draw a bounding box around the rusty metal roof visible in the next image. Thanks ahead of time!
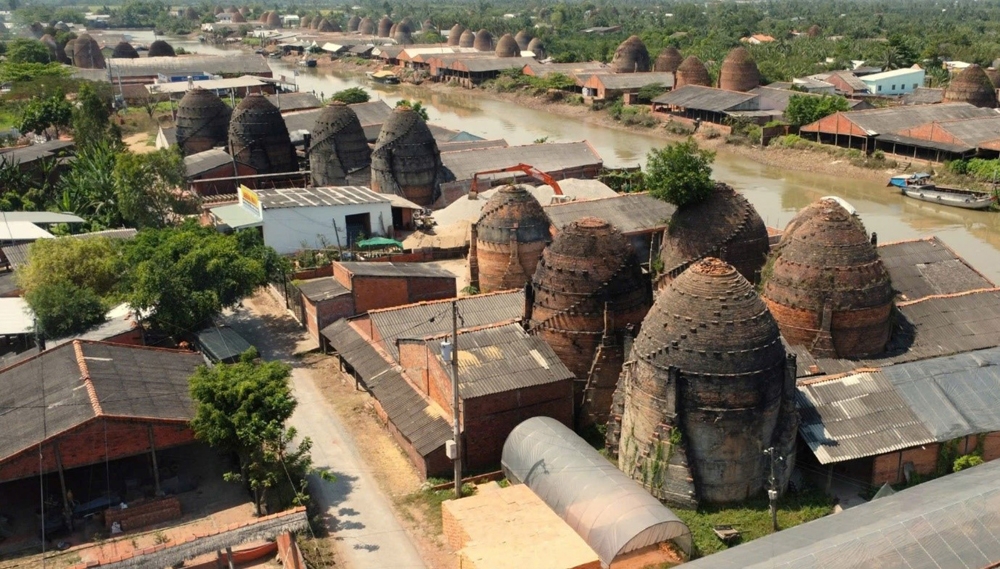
[337,261,456,279]
[422,323,573,399]
[878,237,994,302]
[653,85,758,112]
[440,141,602,183]
[367,290,525,360]
[544,192,674,235]
[320,319,452,456]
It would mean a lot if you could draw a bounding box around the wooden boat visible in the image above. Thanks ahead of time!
[888,173,995,211]
[367,70,400,84]
[297,58,317,67]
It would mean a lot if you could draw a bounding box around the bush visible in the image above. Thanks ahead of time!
[330,87,369,105]
[953,454,983,472]
[26,279,108,338]
[947,159,969,175]
[644,138,716,207]
[664,119,695,136]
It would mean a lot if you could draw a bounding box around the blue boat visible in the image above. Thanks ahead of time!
[888,173,994,210]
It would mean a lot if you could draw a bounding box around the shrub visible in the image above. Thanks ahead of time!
[644,138,716,207]
[953,454,983,472]
[330,87,369,105]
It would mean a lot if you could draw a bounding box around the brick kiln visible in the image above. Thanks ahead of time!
[610,35,651,73]
[527,217,651,427]
[657,183,770,288]
[762,198,894,359]
[610,257,798,506]
[674,55,711,88]
[176,87,232,156]
[718,47,761,92]
[228,93,297,174]
[473,29,494,51]
[371,107,442,207]
[654,46,683,73]
[469,184,552,293]
[308,101,371,187]
[72,33,105,69]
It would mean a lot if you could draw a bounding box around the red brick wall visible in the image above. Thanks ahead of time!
[422,348,458,417]
[984,432,1000,461]
[332,263,352,289]
[0,418,194,483]
[353,276,410,313]
[872,443,940,485]
[399,341,432,397]
[897,122,963,146]
[407,277,457,303]
[104,496,182,531]
[190,163,257,197]
[277,532,306,569]
[304,294,355,343]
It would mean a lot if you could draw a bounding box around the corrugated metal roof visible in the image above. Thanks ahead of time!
[682,458,1000,569]
[796,371,934,464]
[876,133,973,153]
[440,141,602,183]
[195,326,253,363]
[147,76,267,94]
[653,85,758,113]
[587,72,674,90]
[934,115,1000,147]
[281,100,393,135]
[436,138,508,153]
[184,148,234,177]
[296,277,351,302]
[0,212,84,224]
[266,91,322,112]
[878,237,994,302]
[0,221,53,241]
[106,54,272,77]
[338,261,456,279]
[368,290,525,360]
[421,323,574,399]
[0,297,31,335]
[544,193,675,235]
[0,140,74,167]
[902,87,945,106]
[451,56,536,73]
[256,185,389,209]
[826,103,997,136]
[320,319,452,456]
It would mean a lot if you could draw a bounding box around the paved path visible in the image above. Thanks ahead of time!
[223,305,429,569]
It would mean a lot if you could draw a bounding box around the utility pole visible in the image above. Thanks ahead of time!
[764,447,783,532]
[441,301,462,499]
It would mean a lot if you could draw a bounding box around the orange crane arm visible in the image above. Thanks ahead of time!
[469,163,563,198]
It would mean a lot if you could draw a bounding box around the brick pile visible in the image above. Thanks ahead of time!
[104,496,182,532]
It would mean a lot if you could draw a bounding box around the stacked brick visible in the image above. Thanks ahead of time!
[470,185,551,293]
[528,217,651,426]
[657,183,770,288]
[762,198,894,358]
[611,257,798,506]
[104,496,182,532]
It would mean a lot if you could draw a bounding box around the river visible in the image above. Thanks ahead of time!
[179,40,1000,281]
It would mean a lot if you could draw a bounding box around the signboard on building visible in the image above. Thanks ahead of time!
[239,184,262,218]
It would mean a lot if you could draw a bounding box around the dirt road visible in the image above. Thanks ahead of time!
[222,299,429,569]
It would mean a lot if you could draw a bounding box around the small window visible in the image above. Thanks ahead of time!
[913,83,918,89]
[878,85,882,92]
[891,84,896,90]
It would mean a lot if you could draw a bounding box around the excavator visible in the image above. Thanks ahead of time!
[468,163,564,199]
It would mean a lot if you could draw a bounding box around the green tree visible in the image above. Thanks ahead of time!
[637,82,668,102]
[16,236,121,298]
[112,148,186,229]
[19,90,72,140]
[189,353,318,515]
[25,279,107,338]
[395,99,429,120]
[330,86,370,104]
[7,38,50,64]
[785,94,850,127]
[644,138,716,207]
[72,82,116,148]
[58,139,122,228]
[119,222,287,335]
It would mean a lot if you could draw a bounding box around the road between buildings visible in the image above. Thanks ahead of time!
[222,304,429,569]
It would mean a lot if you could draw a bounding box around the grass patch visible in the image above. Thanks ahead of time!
[396,479,475,536]
[674,489,833,558]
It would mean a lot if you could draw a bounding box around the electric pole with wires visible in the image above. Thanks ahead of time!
[764,446,784,532]
[440,300,463,499]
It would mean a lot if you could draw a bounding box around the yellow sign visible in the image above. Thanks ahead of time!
[239,184,262,217]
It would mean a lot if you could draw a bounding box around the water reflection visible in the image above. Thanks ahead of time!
[171,40,1000,281]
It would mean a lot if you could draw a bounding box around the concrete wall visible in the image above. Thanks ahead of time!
[861,70,924,95]
[262,202,393,255]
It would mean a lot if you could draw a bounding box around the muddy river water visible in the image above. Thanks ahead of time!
[179,41,1000,281]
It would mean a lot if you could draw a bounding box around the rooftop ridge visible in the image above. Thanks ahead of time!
[417,318,522,341]
[74,339,103,416]
[876,235,938,247]
[0,341,76,374]
[543,192,650,209]
[797,367,883,386]
[895,286,1000,307]
[365,289,522,315]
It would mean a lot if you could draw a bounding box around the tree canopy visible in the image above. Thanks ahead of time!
[785,94,851,127]
[644,138,716,207]
[19,90,72,140]
[330,87,369,105]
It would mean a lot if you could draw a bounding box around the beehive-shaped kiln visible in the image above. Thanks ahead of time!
[72,34,105,69]
[514,30,532,52]
[657,183,769,288]
[112,41,139,58]
[448,24,464,46]
[40,34,67,63]
[148,40,176,57]
[495,33,519,58]
[718,47,760,92]
[265,11,282,28]
[309,102,371,186]
[300,15,312,28]
[473,29,493,51]
[528,217,651,425]
[176,88,232,156]
[654,46,683,73]
[310,15,321,29]
[807,24,822,38]
[527,38,545,59]
[944,64,998,108]
[422,20,435,33]
[986,68,1000,89]
[761,199,894,359]
[63,40,75,63]
[470,185,551,293]
[184,7,199,20]
[612,257,797,506]
[675,55,710,88]
[228,93,297,174]
[389,23,398,38]
[371,107,442,206]
[258,10,269,23]
[347,15,361,31]
[377,16,393,37]
[359,17,375,35]
[317,18,337,32]
[239,6,249,16]
[394,22,414,45]
[610,35,651,73]
[213,5,224,15]
[230,11,246,23]
[459,29,475,48]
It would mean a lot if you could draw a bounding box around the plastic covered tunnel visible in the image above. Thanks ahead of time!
[501,416,693,567]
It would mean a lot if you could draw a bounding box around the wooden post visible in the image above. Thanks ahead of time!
[148,425,161,496]
[225,547,236,569]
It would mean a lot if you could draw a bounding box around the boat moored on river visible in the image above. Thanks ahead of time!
[888,173,995,211]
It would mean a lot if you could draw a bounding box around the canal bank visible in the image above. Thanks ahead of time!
[173,40,1000,282]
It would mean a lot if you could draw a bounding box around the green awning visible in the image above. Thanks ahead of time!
[356,237,403,249]
[210,204,262,230]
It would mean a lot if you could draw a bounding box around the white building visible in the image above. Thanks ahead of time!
[210,185,421,255]
[860,67,925,96]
